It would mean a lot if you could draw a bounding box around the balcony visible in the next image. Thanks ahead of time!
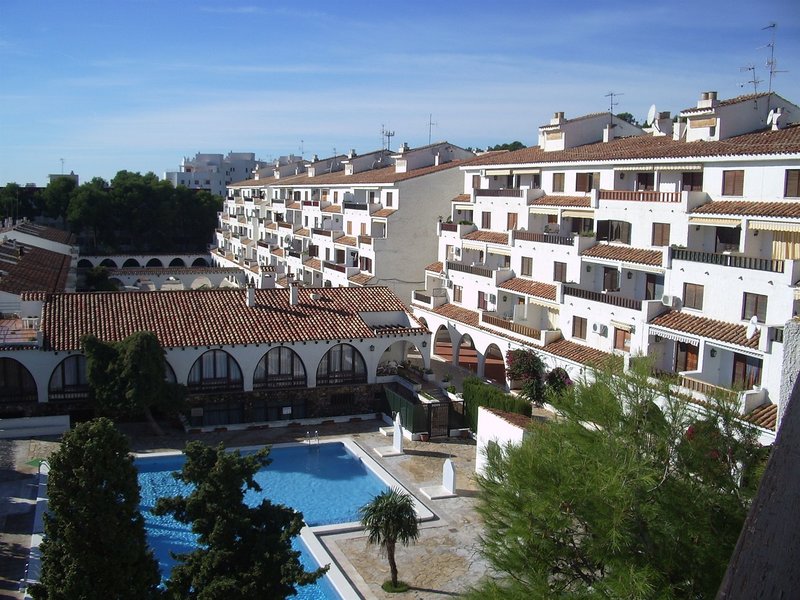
[343,201,370,212]
[678,374,737,401]
[671,248,784,273]
[599,189,682,203]
[563,286,642,310]
[481,312,541,340]
[514,231,575,246]
[302,200,320,208]
[446,260,494,279]
[311,228,332,238]
[322,260,359,277]
[475,188,524,197]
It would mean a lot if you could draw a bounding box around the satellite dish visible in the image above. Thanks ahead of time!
[646,104,657,126]
[746,315,758,340]
[767,110,775,125]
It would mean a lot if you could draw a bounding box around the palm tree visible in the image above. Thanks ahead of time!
[359,488,420,589]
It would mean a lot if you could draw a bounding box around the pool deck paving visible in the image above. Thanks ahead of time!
[0,417,491,600]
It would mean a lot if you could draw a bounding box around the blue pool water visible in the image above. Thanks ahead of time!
[137,442,389,599]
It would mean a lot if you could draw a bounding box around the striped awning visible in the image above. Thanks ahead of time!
[562,209,594,219]
[706,342,763,360]
[622,262,664,274]
[688,217,742,228]
[485,169,511,176]
[513,168,540,175]
[649,326,699,346]
[749,220,800,232]
[529,207,560,215]
[610,320,634,332]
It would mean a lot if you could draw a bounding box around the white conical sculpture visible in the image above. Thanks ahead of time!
[393,412,403,454]
[442,458,456,495]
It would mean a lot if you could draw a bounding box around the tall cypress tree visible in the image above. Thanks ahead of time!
[30,418,162,600]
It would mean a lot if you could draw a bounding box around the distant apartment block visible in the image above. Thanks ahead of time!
[164,151,270,196]
[411,91,800,439]
[212,142,476,303]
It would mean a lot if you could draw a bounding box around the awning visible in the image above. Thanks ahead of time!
[513,168,540,175]
[649,326,699,346]
[529,207,560,215]
[485,169,511,176]
[749,220,800,232]
[622,262,664,274]
[562,209,594,219]
[688,217,741,228]
[658,164,703,171]
[610,320,634,332]
[706,342,763,360]
[615,165,653,171]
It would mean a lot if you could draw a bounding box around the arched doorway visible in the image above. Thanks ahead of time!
[169,257,186,267]
[192,257,209,267]
[456,334,477,373]
[0,358,37,404]
[187,350,243,393]
[253,347,306,389]
[316,344,366,385]
[78,259,93,268]
[48,355,89,401]
[433,326,453,361]
[146,258,163,267]
[122,258,140,268]
[484,343,506,383]
[99,258,117,268]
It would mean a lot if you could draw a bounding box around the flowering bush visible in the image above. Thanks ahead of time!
[506,349,546,405]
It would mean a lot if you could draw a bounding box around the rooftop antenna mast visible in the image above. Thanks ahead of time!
[299,139,305,159]
[427,113,437,145]
[381,124,395,152]
[604,91,623,125]
[60,158,64,174]
[739,64,762,96]
[761,22,787,113]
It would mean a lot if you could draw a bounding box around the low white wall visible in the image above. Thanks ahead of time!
[475,406,528,477]
[0,415,69,439]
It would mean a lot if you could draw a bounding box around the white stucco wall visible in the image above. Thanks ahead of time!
[475,406,528,476]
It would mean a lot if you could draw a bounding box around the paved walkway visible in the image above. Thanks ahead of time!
[0,416,491,599]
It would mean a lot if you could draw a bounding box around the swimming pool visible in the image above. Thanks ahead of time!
[137,441,390,600]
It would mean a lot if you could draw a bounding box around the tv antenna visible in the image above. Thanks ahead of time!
[760,22,787,112]
[739,64,762,95]
[605,91,623,124]
[381,125,395,152]
[427,113,437,145]
[299,139,305,158]
[60,158,64,174]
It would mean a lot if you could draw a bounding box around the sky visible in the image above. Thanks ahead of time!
[1,0,799,187]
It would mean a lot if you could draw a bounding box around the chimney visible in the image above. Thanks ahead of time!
[697,91,719,109]
[654,112,673,136]
[398,142,409,153]
[348,149,357,159]
[289,282,299,306]
[550,111,566,125]
[246,283,255,307]
[603,124,616,143]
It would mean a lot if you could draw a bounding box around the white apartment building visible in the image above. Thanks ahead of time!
[163,151,271,196]
[412,92,800,437]
[212,142,476,303]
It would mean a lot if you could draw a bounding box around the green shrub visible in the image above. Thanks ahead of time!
[463,376,531,432]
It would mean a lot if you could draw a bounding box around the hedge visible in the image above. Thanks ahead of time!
[462,376,532,432]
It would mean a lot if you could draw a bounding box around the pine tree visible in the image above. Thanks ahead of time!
[30,418,162,600]
[153,442,326,599]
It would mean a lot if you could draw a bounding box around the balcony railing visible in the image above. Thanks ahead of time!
[671,248,784,273]
[441,223,458,232]
[446,260,493,279]
[302,200,319,207]
[563,286,642,310]
[515,231,575,246]
[343,201,369,211]
[599,190,681,203]
[287,250,302,259]
[323,260,350,273]
[679,375,737,401]
[311,228,332,237]
[475,188,524,197]
[481,313,541,340]
[413,290,431,304]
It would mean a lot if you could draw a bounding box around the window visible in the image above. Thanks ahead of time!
[254,347,306,389]
[478,291,488,310]
[675,342,699,372]
[552,172,565,193]
[742,292,768,322]
[785,170,800,198]
[482,212,492,229]
[188,350,243,392]
[716,227,741,252]
[368,191,376,203]
[575,172,599,192]
[722,170,744,196]
[645,273,663,301]
[360,222,367,235]
[570,217,593,234]
[453,284,463,303]
[602,267,619,292]
[385,191,394,207]
[683,172,703,192]
[614,328,631,352]
[521,256,533,277]
[596,220,631,244]
[333,191,339,202]
[683,283,704,310]
[636,172,655,191]
[359,256,372,272]
[472,174,481,189]
[346,221,352,235]
[507,212,518,230]
[732,354,762,389]
[316,343,366,386]
[652,222,670,246]
[553,261,567,283]
[572,316,587,340]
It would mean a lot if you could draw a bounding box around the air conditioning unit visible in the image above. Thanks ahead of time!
[489,293,497,304]
[453,247,462,258]
[592,323,609,336]
[661,295,681,309]
[446,279,453,289]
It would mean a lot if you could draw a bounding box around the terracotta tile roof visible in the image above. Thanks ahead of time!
[40,287,422,351]
[582,244,663,266]
[530,195,591,207]
[11,223,76,245]
[271,248,284,257]
[542,338,614,367]
[680,92,771,115]
[425,302,541,347]
[452,193,471,202]
[266,222,278,230]
[335,236,357,247]
[498,277,557,301]
[372,208,397,218]
[295,228,311,237]
[692,201,800,218]
[304,258,321,270]
[650,310,760,349]
[108,267,241,277]
[425,261,444,274]
[464,230,509,244]
[484,407,532,429]
[322,204,341,213]
[539,111,610,128]
[470,123,800,166]
[287,201,302,209]
[276,275,289,287]
[744,402,777,431]
[348,273,373,286]
[0,243,71,295]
